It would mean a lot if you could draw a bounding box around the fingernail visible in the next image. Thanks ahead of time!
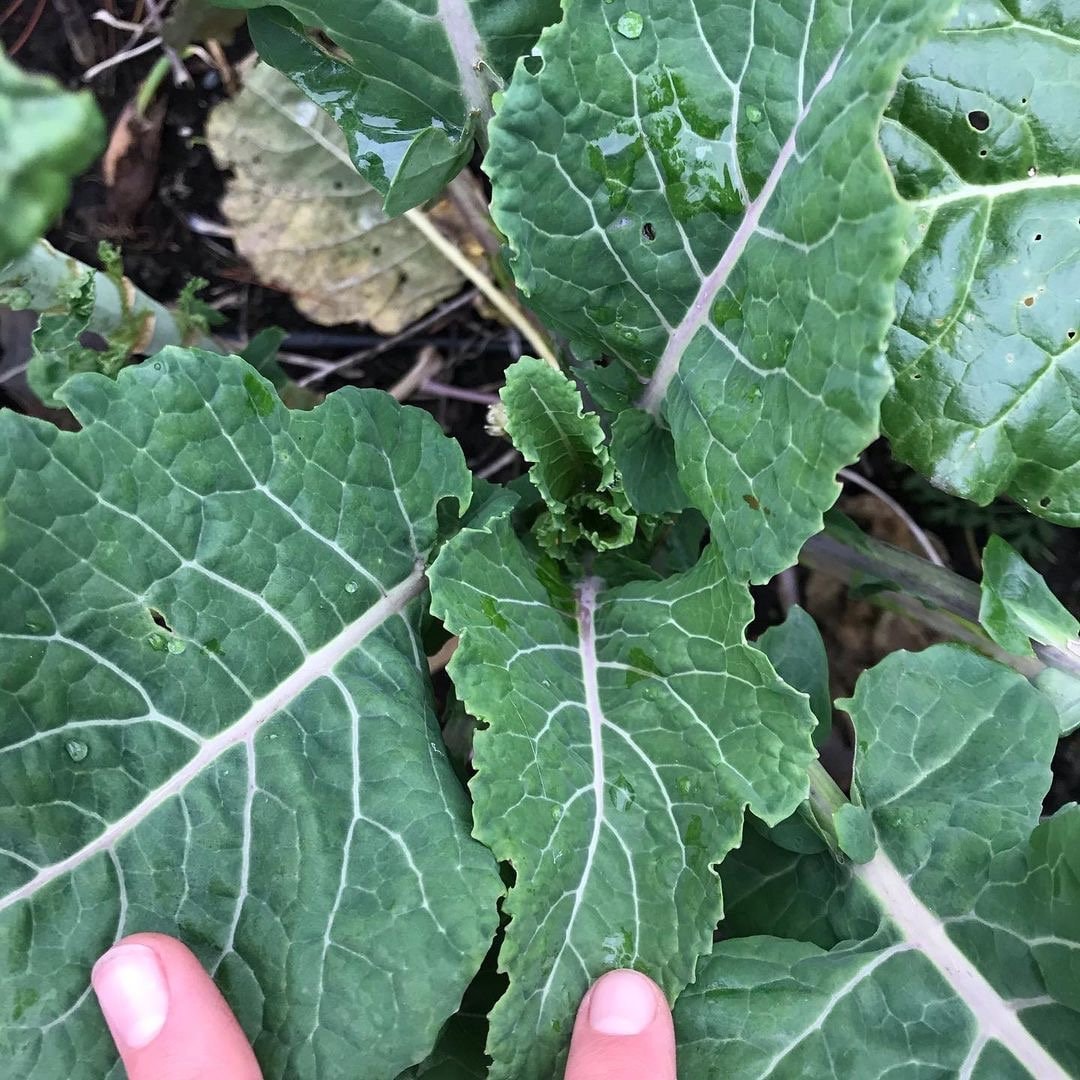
[588,969,658,1036]
[92,943,169,1049]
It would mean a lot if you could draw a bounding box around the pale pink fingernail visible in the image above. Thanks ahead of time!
[588,969,658,1036]
[92,943,169,1049]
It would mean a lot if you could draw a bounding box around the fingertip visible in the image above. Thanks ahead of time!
[91,939,169,1049]
[93,933,261,1080]
[565,969,676,1080]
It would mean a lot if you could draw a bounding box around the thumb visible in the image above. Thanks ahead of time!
[92,932,262,1080]
[564,969,677,1080]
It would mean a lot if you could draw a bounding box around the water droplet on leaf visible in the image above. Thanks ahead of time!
[345,580,358,594]
[65,740,88,762]
[147,632,169,652]
[166,638,186,654]
[746,104,763,123]
[616,11,644,38]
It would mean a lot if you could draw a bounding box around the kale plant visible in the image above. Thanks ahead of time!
[2,2,1080,1077]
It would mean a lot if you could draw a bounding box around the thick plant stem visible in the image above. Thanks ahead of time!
[799,521,1080,682]
[0,240,217,353]
[802,759,849,854]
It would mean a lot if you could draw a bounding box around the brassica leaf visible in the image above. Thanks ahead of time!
[677,645,1076,1078]
[486,0,950,581]
[979,534,1080,656]
[501,357,637,553]
[882,4,1080,524]
[0,50,103,266]
[429,510,816,1079]
[218,0,560,214]
[0,350,501,1079]
[756,606,832,744]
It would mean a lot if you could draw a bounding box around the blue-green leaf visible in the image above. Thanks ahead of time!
[979,535,1080,657]
[0,49,103,265]
[486,0,950,581]
[429,513,815,1079]
[881,5,1080,524]
[756,606,831,745]
[218,0,560,213]
[0,350,501,1079]
[678,645,1075,1079]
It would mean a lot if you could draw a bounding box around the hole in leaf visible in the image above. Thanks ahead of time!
[1028,166,1039,177]
[642,222,656,241]
[333,180,344,191]
[1040,496,1052,508]
[149,608,174,633]
[1023,296,1035,307]
[523,54,543,75]
[1068,330,1076,340]
[911,372,922,380]
[372,245,381,256]
[967,110,990,131]
[1034,233,1042,241]
[1021,97,1028,105]
[978,149,988,158]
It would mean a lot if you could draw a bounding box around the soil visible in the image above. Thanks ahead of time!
[4,4,1080,805]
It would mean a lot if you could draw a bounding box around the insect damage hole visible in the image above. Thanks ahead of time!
[967,110,990,131]
[149,608,174,633]
[642,222,656,241]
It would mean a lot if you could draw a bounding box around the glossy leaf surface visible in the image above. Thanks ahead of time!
[486,0,948,581]
[0,351,501,1079]
[882,5,1080,524]
[430,512,815,1079]
[677,645,1077,1079]
[221,0,560,213]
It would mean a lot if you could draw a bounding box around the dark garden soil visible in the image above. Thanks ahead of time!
[4,4,1080,805]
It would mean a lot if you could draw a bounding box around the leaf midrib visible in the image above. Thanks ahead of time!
[436,0,492,124]
[638,46,845,415]
[0,564,428,913]
[533,577,609,1023]
[856,847,1069,1078]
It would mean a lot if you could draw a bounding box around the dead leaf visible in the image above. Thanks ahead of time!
[206,64,469,333]
[102,99,166,229]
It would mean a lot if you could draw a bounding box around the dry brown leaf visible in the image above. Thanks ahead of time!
[206,64,469,333]
[102,98,166,229]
